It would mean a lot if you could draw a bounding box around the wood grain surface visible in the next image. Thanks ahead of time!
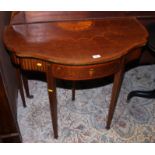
[4,17,148,65]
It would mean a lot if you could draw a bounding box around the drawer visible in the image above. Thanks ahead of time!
[52,60,120,81]
[20,58,48,72]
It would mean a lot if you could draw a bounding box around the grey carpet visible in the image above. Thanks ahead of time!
[17,65,155,142]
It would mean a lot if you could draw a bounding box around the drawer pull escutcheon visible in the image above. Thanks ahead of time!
[56,67,61,70]
[48,89,53,93]
[36,63,42,67]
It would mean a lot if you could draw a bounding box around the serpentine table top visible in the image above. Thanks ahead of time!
[4,17,148,65]
[3,15,148,139]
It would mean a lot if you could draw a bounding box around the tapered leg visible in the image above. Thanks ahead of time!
[72,81,76,101]
[22,74,33,99]
[16,68,26,108]
[46,65,58,139]
[106,59,124,129]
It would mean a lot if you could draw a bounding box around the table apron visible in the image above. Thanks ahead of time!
[10,47,141,81]
[51,60,120,81]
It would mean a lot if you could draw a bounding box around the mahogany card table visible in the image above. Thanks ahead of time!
[3,17,148,138]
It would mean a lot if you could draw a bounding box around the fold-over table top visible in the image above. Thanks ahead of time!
[4,17,148,65]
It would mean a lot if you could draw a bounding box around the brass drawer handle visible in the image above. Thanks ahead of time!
[36,63,42,67]
[89,68,95,76]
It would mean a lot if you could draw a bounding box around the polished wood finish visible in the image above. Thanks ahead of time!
[51,60,119,81]
[3,12,148,138]
[4,18,147,65]
[106,58,125,129]
[46,64,58,139]
[19,58,48,72]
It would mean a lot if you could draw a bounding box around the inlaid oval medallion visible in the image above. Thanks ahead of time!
[57,21,93,31]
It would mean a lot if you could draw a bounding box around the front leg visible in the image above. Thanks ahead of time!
[106,58,124,129]
[46,64,58,139]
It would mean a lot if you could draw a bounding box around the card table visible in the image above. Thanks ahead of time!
[3,17,148,138]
